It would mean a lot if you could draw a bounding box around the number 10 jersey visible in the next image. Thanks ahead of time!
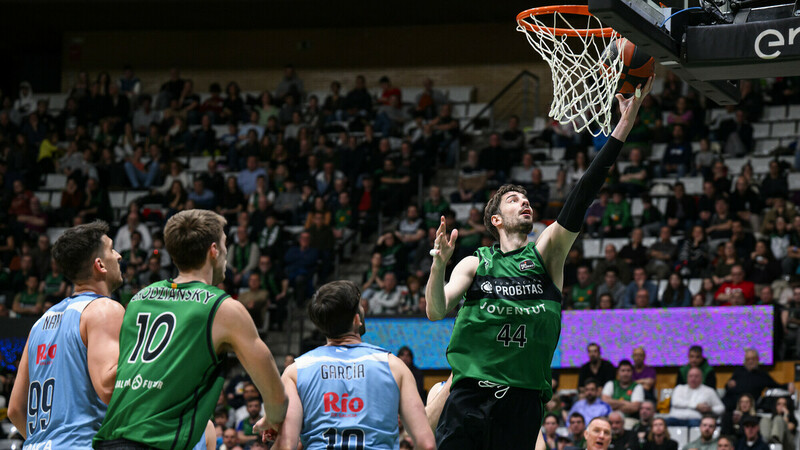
[94,280,229,449]
[446,242,562,401]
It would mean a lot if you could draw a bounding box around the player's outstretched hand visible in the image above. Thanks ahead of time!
[430,216,458,264]
[615,75,655,121]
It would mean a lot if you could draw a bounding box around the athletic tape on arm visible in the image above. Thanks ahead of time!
[556,137,624,233]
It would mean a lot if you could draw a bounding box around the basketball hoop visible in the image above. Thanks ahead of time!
[517,5,624,136]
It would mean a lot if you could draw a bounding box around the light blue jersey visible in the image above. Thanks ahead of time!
[296,343,400,450]
[25,293,107,450]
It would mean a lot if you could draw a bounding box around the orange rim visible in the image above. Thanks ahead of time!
[517,5,616,37]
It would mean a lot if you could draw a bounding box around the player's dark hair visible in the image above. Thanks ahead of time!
[587,342,601,352]
[52,221,109,283]
[308,280,361,338]
[398,346,414,360]
[584,378,599,389]
[617,359,633,369]
[689,345,703,354]
[484,184,528,240]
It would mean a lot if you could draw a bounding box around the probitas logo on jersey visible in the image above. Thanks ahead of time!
[323,392,364,417]
[519,259,536,271]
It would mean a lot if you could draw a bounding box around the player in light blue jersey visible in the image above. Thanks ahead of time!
[270,280,434,450]
[8,221,125,450]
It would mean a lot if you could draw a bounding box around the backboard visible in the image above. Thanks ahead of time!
[587,0,800,104]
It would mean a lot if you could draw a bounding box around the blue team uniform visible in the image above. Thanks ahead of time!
[295,343,401,450]
[24,293,107,450]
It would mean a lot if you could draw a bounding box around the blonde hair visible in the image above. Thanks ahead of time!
[164,209,227,271]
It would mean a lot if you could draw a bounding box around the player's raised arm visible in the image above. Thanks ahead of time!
[214,298,288,427]
[270,365,303,450]
[425,216,478,320]
[536,76,654,290]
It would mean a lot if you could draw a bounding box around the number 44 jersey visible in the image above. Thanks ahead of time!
[446,243,562,400]
[25,293,107,450]
[94,280,229,450]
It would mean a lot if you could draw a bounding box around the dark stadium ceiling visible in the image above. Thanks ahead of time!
[1,0,555,31]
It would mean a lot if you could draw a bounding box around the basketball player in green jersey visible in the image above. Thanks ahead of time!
[95,209,287,449]
[427,76,654,449]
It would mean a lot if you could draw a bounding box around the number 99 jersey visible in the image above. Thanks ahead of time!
[446,243,562,400]
[25,293,108,450]
[296,343,400,450]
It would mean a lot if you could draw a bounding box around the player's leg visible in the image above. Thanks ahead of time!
[485,386,543,449]
[435,379,489,450]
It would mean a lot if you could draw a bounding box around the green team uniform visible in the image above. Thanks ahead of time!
[94,280,229,449]
[570,283,595,310]
[447,242,562,400]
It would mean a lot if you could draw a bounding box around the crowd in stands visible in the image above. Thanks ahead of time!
[544,343,797,450]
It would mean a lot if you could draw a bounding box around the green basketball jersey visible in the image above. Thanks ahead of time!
[447,242,562,400]
[94,280,229,450]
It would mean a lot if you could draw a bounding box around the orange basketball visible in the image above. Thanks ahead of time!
[602,37,655,94]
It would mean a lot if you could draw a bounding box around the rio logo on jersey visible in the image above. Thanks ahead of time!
[35,344,57,365]
[323,392,364,417]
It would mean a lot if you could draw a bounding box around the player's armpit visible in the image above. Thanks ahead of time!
[82,297,125,405]
[390,355,436,450]
[8,334,31,439]
[213,299,288,425]
[270,365,302,450]
[535,222,579,291]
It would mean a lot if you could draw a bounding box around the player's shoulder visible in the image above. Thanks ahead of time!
[82,296,125,321]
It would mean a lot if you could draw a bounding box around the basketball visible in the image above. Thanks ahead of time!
[603,37,655,94]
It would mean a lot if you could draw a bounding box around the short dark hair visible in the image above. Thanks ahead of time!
[617,359,633,370]
[52,221,109,283]
[689,345,703,354]
[569,412,586,423]
[308,280,361,338]
[398,346,414,359]
[587,342,600,352]
[483,184,528,240]
[584,378,599,389]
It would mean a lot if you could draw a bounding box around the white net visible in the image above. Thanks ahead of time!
[517,9,624,136]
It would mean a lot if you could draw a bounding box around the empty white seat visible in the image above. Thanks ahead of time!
[109,192,126,209]
[769,444,783,450]
[788,173,800,190]
[689,427,700,443]
[751,157,773,174]
[655,198,668,214]
[0,439,23,450]
[683,177,703,195]
[752,122,771,139]
[125,191,148,206]
[451,104,468,118]
[668,427,689,446]
[617,161,631,173]
[643,236,657,247]
[583,238,603,259]
[658,280,669,299]
[763,105,788,122]
[189,156,212,172]
[50,191,62,207]
[212,124,230,137]
[33,191,50,206]
[46,227,68,244]
[550,147,566,161]
[788,105,800,120]
[444,86,475,103]
[650,143,667,161]
[43,174,67,191]
[688,278,703,295]
[540,165,560,182]
[532,117,548,133]
[755,139,781,155]
[772,121,798,138]
[450,203,483,222]
[603,238,630,252]
[725,158,747,175]
[631,197,643,217]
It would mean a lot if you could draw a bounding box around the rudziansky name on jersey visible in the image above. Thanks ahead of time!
[131,286,212,304]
